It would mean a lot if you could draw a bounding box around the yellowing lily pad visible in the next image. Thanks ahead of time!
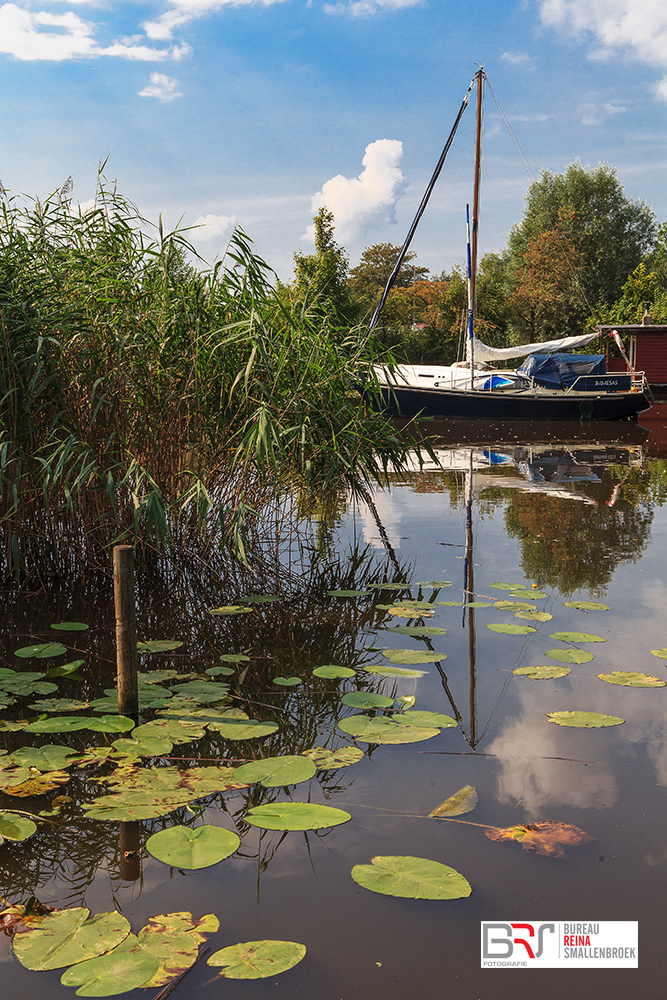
[514,665,571,680]
[13,908,131,971]
[563,601,610,611]
[338,714,439,744]
[208,940,306,979]
[385,626,447,636]
[302,747,364,768]
[598,671,665,687]
[515,610,553,622]
[136,640,183,652]
[382,649,445,664]
[351,856,471,899]
[546,711,624,728]
[428,785,478,818]
[234,755,316,787]
[209,606,253,615]
[650,648,667,659]
[549,631,606,643]
[486,623,536,635]
[546,648,594,664]
[364,665,429,678]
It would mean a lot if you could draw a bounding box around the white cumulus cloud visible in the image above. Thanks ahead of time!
[539,0,667,100]
[306,138,405,242]
[193,213,237,239]
[143,0,288,42]
[138,72,183,101]
[0,2,187,61]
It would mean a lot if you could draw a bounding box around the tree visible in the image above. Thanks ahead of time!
[348,243,429,319]
[593,221,667,326]
[291,208,353,320]
[508,162,656,334]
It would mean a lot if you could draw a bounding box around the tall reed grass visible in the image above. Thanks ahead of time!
[0,174,410,585]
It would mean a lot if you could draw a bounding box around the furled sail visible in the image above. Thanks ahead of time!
[468,332,598,363]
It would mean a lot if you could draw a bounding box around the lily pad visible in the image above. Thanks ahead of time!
[4,770,71,796]
[514,665,571,680]
[341,691,394,709]
[50,622,89,632]
[364,665,429,678]
[171,680,229,703]
[13,907,131,971]
[351,856,471,899]
[650,648,667,658]
[386,606,435,618]
[434,601,464,607]
[312,665,356,679]
[338,714,439,744]
[85,716,135,734]
[134,912,219,988]
[327,589,370,597]
[209,606,253,615]
[234,755,316,787]
[428,785,478,818]
[390,710,457,728]
[205,715,279,740]
[546,648,594,664]
[368,582,412,590]
[598,671,665,687]
[244,802,351,831]
[15,643,67,660]
[463,601,494,608]
[146,825,240,868]
[546,711,625,728]
[28,698,90,713]
[60,949,159,996]
[25,716,91,733]
[0,811,37,843]
[273,676,302,687]
[48,660,86,678]
[10,745,81,771]
[238,595,281,603]
[515,610,553,622]
[382,649,446,664]
[512,590,547,599]
[490,582,524,590]
[563,600,610,611]
[416,581,453,587]
[486,623,536,635]
[133,719,207,744]
[302,747,364,768]
[385,626,447,636]
[493,601,535,611]
[136,640,183,652]
[112,736,173,757]
[84,766,247,821]
[208,940,306,979]
[549,631,606,643]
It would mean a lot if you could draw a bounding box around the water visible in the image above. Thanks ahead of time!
[1,415,667,999]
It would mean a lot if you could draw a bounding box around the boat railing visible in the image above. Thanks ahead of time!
[554,372,649,394]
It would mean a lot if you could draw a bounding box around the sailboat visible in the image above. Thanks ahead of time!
[366,69,654,422]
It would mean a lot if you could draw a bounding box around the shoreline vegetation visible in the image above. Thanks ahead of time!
[0,176,416,587]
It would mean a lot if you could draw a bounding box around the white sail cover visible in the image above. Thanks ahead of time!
[468,332,598,363]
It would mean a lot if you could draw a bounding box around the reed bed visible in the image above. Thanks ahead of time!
[0,176,410,585]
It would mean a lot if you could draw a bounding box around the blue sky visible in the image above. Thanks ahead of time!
[1,0,666,281]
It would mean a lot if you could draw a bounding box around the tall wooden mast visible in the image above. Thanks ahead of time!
[470,67,484,310]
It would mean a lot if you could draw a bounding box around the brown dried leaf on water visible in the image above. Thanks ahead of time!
[1,900,59,933]
[429,785,478,818]
[484,820,594,858]
[4,769,70,797]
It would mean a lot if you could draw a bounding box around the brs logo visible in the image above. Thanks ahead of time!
[482,923,555,959]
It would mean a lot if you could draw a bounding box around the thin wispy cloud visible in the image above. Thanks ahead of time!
[138,72,183,101]
[143,0,288,41]
[324,0,422,16]
[540,0,667,100]
[0,2,188,61]
[502,51,533,66]
[306,138,405,241]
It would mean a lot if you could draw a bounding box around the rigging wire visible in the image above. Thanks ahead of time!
[485,76,537,184]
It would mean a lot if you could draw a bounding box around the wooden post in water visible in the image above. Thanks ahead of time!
[114,545,139,721]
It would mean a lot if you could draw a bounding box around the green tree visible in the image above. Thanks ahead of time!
[348,243,429,319]
[593,221,667,326]
[507,162,656,336]
[291,208,353,320]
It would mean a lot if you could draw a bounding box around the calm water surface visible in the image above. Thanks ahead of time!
[1,417,667,1000]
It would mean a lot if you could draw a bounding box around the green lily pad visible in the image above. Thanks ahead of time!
[85,716,135,734]
[13,907,131,971]
[208,940,306,979]
[364,665,429,678]
[563,601,610,611]
[514,665,571,680]
[15,643,67,660]
[369,582,412,590]
[390,711,457,728]
[60,949,159,996]
[209,606,253,615]
[136,641,183,652]
[351,856,471,899]
[515,610,553,622]
[244,802,351,831]
[385,626,447,636]
[387,606,435,618]
[428,785,478,818]
[434,601,464,607]
[416,581,453,587]
[549,631,606,643]
[83,766,247,821]
[48,660,86,678]
[112,736,173,757]
[464,601,494,608]
[25,716,91,733]
[0,811,37,843]
[206,666,236,677]
[146,825,240,868]
[220,653,251,662]
[50,622,89,632]
[302,747,364,768]
[206,717,279,740]
[170,680,229,703]
[382,649,446,664]
[312,665,356,679]
[546,648,594,664]
[509,591,547,600]
[650,648,667,658]
[133,719,207,744]
[341,691,394,709]
[28,698,89,713]
[486,623,536,635]
[338,714,439,744]
[234,755,316,787]
[598,671,665,687]
[0,720,29,732]
[493,601,535,611]
[273,676,302,687]
[546,711,625,728]
[490,582,524,590]
[10,745,81,771]
[327,589,370,597]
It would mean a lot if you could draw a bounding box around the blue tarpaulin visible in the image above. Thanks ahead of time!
[517,354,606,390]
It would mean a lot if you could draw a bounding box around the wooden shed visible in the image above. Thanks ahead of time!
[596,312,667,391]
